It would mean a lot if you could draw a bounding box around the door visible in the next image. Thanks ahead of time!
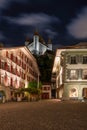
[83,88,87,99]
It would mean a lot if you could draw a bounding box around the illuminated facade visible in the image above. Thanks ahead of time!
[41,84,51,99]
[0,46,40,101]
[52,43,87,100]
[25,32,52,55]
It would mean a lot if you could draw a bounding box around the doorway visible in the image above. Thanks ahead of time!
[83,88,87,99]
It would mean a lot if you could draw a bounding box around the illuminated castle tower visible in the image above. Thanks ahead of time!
[25,31,52,55]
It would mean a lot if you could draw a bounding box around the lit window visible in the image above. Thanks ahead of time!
[82,70,87,79]
[1,62,5,69]
[70,70,77,79]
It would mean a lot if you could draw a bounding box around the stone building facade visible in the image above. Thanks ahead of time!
[41,83,51,99]
[0,46,40,101]
[52,43,87,100]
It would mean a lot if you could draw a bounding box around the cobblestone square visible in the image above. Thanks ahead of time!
[0,100,87,130]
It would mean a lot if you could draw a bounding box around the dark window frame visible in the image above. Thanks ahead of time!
[70,56,77,64]
[83,56,87,64]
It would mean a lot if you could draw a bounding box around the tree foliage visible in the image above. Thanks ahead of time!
[28,81,42,94]
[34,51,54,83]
[18,81,42,95]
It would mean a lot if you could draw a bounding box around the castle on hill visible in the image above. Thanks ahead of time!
[25,31,52,55]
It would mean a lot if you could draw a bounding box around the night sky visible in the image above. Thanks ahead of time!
[0,0,87,49]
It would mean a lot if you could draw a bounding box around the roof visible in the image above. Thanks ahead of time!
[61,42,87,49]
[34,31,39,35]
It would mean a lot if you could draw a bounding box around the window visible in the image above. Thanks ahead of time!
[70,56,77,64]
[83,56,87,64]
[6,51,10,58]
[1,62,5,69]
[82,70,87,79]
[70,70,77,79]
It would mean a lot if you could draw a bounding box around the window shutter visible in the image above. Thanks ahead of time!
[76,55,79,63]
[67,55,70,64]
[79,69,82,79]
[67,69,70,79]
[79,55,83,63]
[76,70,79,79]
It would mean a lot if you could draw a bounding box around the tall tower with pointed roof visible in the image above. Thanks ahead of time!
[25,31,52,55]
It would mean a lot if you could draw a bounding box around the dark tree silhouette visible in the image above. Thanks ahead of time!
[34,51,54,83]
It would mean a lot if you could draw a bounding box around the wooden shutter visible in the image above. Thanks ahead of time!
[66,55,71,64]
[67,69,70,79]
[79,55,83,63]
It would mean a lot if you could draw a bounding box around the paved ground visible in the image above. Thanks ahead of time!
[0,99,87,130]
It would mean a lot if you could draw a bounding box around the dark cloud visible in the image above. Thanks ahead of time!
[0,13,59,46]
[0,0,28,9]
[6,13,59,26]
[0,32,5,40]
[0,0,87,49]
[67,7,87,39]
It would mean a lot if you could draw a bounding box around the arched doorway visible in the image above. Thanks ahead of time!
[83,88,87,99]
[69,88,78,99]
[0,90,6,103]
